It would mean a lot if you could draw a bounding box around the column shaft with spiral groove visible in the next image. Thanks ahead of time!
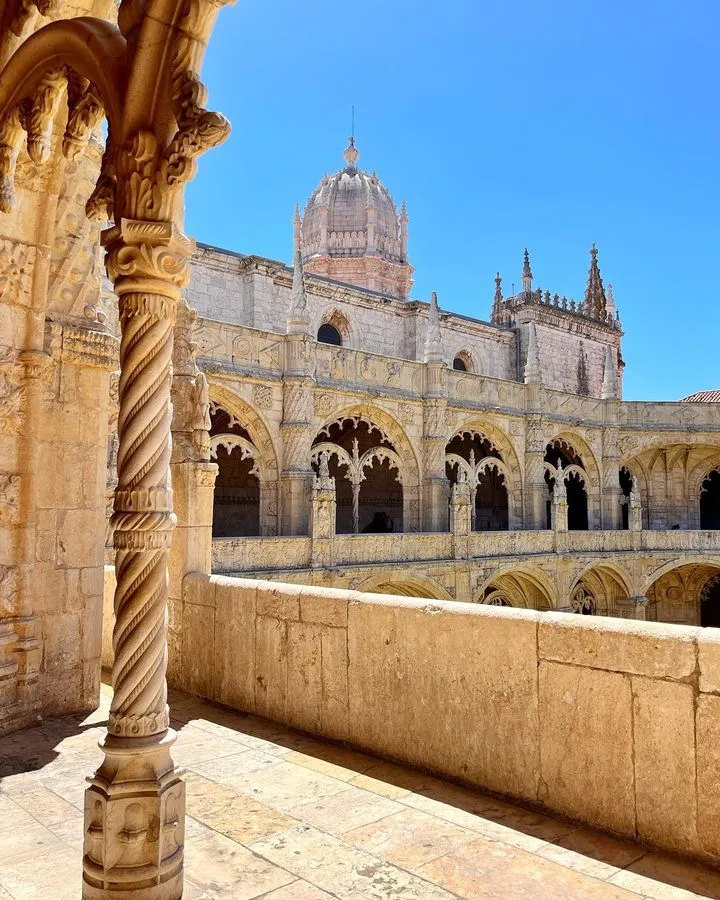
[83,219,192,900]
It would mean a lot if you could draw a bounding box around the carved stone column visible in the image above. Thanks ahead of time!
[280,334,316,535]
[629,491,643,532]
[422,362,449,532]
[83,219,192,900]
[311,451,336,569]
[449,471,472,560]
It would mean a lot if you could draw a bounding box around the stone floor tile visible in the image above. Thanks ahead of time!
[186,772,299,843]
[401,791,549,853]
[173,723,251,767]
[347,772,412,799]
[47,814,86,851]
[190,748,283,784]
[608,852,720,899]
[537,827,647,881]
[286,786,402,834]
[0,817,65,865]
[417,836,639,899]
[344,807,477,868]
[184,829,296,899]
[12,786,84,827]
[0,793,37,831]
[282,749,372,782]
[259,881,336,899]
[236,761,347,812]
[0,846,82,900]
[249,824,457,899]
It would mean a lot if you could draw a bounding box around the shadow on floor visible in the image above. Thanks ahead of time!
[165,685,720,898]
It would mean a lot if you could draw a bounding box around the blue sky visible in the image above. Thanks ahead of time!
[186,0,719,401]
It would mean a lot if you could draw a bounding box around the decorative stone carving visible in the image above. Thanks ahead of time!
[0,238,34,306]
[253,383,273,409]
[0,472,20,525]
[0,564,18,618]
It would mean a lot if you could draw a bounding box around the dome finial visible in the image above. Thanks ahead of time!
[344,135,360,168]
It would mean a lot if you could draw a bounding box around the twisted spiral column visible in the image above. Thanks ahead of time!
[83,219,192,900]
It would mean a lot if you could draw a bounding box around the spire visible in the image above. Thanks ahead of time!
[601,344,617,400]
[286,249,311,335]
[293,202,302,253]
[400,199,409,261]
[492,272,503,323]
[522,248,533,293]
[424,290,444,363]
[524,322,541,384]
[584,243,607,319]
[606,282,619,325]
[343,135,360,168]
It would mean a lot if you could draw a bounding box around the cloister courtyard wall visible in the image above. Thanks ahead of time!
[166,573,720,867]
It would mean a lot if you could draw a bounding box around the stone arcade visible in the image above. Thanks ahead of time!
[2,1,720,898]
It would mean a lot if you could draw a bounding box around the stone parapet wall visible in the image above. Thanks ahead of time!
[177,573,720,865]
[213,529,720,574]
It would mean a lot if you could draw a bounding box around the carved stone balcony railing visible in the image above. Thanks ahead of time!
[212,529,720,575]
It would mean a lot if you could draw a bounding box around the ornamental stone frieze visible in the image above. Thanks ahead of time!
[44,319,119,369]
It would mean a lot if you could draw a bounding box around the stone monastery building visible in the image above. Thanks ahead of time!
[4,4,720,896]
[168,137,720,624]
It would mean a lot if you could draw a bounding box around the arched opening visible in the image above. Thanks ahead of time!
[311,416,403,533]
[701,573,720,627]
[645,562,720,626]
[452,356,467,371]
[619,466,633,530]
[569,566,631,617]
[210,405,260,537]
[317,322,342,346]
[478,570,554,610]
[700,470,720,529]
[446,430,509,531]
[544,440,588,530]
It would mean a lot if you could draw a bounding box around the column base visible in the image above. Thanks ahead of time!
[83,729,185,900]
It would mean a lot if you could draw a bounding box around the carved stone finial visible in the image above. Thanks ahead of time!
[423,290,444,364]
[286,248,311,335]
[585,242,608,320]
[522,248,533,293]
[554,463,567,503]
[492,272,503,322]
[343,136,359,168]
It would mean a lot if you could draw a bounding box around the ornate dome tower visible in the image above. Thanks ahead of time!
[296,138,413,299]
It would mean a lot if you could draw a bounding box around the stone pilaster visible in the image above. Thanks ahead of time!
[280,333,316,535]
[421,361,449,532]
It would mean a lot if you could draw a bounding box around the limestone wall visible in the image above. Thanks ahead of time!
[178,573,720,865]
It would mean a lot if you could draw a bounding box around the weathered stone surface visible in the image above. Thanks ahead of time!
[538,661,635,836]
[632,677,698,852]
[539,614,698,679]
[348,598,541,803]
[696,694,720,857]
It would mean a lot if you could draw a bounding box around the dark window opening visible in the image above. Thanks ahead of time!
[318,323,342,346]
[453,356,467,372]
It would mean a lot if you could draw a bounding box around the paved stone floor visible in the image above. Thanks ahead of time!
[2,684,720,899]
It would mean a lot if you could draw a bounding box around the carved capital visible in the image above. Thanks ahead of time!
[103,218,194,304]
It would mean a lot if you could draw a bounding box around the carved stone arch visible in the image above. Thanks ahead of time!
[546,431,600,489]
[316,307,353,347]
[208,382,280,535]
[452,349,475,373]
[447,418,522,528]
[688,457,720,500]
[476,565,558,610]
[316,402,420,532]
[640,555,720,598]
[357,572,454,602]
[569,563,634,616]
